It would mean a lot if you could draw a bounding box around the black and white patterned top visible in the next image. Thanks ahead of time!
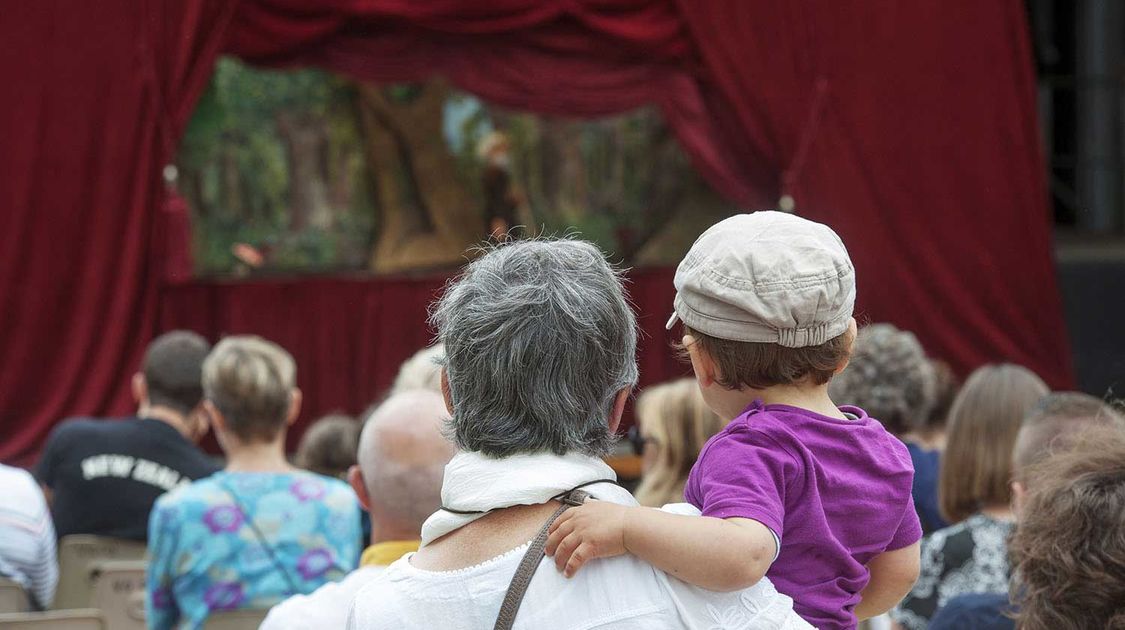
[891,513,1014,630]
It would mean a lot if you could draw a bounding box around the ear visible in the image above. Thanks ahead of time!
[1011,480,1027,518]
[440,369,454,416]
[347,464,372,512]
[132,373,147,406]
[608,387,631,435]
[833,318,859,375]
[286,388,303,426]
[185,404,210,443]
[683,335,718,388]
[204,400,227,435]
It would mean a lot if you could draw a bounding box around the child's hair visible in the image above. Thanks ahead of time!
[938,364,1048,523]
[295,414,361,479]
[1009,427,1125,630]
[682,325,850,390]
[633,379,726,507]
[827,323,934,436]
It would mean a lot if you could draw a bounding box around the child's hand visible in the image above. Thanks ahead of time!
[545,500,630,577]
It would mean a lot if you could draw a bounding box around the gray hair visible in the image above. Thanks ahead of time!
[431,239,638,457]
[359,391,455,531]
[830,323,935,436]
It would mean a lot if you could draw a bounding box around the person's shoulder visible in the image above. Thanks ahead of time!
[45,416,108,442]
[929,592,1015,630]
[264,567,383,630]
[0,464,43,500]
[290,471,358,509]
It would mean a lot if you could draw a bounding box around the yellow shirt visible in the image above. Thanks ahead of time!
[360,540,420,567]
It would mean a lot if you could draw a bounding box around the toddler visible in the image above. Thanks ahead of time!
[546,212,922,630]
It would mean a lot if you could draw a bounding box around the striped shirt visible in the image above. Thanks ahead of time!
[0,464,57,608]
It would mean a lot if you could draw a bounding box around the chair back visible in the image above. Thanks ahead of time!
[0,579,29,614]
[54,536,146,610]
[89,560,147,630]
[203,608,271,630]
[0,609,105,630]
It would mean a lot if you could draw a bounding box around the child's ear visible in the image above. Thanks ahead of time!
[683,334,719,387]
[833,318,859,375]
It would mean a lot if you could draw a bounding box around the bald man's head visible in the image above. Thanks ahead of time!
[353,390,455,540]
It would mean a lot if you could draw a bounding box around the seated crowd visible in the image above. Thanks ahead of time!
[0,212,1122,630]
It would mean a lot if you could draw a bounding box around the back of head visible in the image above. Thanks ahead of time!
[924,359,959,433]
[358,390,455,534]
[431,239,638,458]
[1012,392,1125,483]
[296,414,360,478]
[634,379,726,507]
[1009,427,1125,630]
[143,331,212,414]
[829,323,935,436]
[390,344,444,395]
[202,335,296,443]
[938,364,1048,523]
[668,212,856,391]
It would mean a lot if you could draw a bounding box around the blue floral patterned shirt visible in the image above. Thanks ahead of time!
[146,470,361,630]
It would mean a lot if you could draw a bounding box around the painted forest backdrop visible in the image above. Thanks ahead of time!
[179,58,736,275]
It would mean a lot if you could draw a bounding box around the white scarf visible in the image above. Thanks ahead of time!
[420,450,637,546]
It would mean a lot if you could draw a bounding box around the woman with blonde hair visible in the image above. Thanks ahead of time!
[632,378,726,508]
[892,364,1047,630]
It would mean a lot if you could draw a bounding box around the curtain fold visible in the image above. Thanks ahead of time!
[0,0,236,464]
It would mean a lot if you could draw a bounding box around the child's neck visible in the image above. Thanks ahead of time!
[711,381,847,421]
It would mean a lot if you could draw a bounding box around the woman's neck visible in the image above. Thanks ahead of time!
[223,437,293,473]
[979,503,1015,522]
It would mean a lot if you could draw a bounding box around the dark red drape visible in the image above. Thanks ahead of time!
[156,270,685,453]
[0,0,236,464]
[0,0,1071,464]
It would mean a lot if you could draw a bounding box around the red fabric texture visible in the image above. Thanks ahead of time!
[156,270,685,453]
[0,0,236,464]
[0,0,1071,464]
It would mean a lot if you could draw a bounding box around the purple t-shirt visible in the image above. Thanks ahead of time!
[684,400,922,630]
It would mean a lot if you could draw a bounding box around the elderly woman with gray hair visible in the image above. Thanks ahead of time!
[347,239,809,629]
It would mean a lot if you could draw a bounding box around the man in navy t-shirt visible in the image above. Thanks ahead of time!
[35,331,220,541]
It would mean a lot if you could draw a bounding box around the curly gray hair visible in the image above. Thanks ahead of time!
[431,238,638,457]
[829,323,935,435]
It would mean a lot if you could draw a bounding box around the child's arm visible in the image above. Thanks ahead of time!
[853,541,921,620]
[545,500,776,592]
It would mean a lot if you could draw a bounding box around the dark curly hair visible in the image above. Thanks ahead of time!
[1009,427,1125,630]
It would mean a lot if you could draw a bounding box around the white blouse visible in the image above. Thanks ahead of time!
[346,539,810,630]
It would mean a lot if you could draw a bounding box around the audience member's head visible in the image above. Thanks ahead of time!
[633,379,725,507]
[1011,392,1125,512]
[1008,427,1125,630]
[202,335,301,450]
[390,343,444,396]
[828,323,935,436]
[431,239,637,458]
[133,330,212,441]
[296,414,360,479]
[938,364,1047,523]
[349,391,455,540]
[922,359,958,442]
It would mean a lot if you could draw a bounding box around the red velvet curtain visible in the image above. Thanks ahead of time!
[0,0,236,464]
[0,0,1071,464]
[156,270,685,453]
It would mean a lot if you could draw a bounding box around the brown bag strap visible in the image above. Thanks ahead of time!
[493,488,591,630]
